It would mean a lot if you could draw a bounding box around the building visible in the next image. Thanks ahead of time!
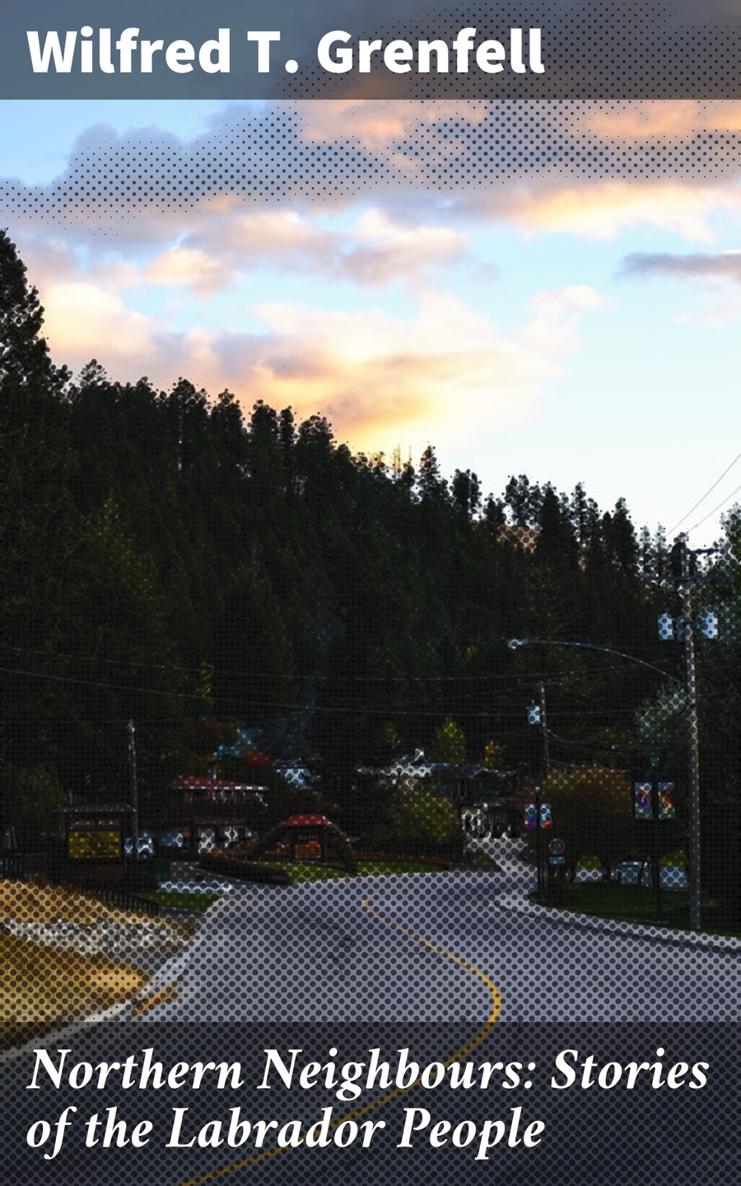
[153,775,268,854]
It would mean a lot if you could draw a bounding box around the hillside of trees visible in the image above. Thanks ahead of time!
[0,231,738,860]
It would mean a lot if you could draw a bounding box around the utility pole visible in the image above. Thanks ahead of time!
[538,682,552,899]
[512,624,710,931]
[527,684,551,898]
[647,749,663,922]
[127,719,139,860]
[679,537,702,932]
[534,777,544,897]
[539,681,550,777]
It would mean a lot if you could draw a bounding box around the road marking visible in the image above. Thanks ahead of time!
[174,897,502,1186]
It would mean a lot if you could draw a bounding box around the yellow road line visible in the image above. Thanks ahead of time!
[175,897,502,1186]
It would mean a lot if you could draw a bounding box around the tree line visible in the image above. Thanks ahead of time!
[0,231,738,885]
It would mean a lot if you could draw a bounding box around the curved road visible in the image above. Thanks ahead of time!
[3,864,738,1185]
[149,865,736,1024]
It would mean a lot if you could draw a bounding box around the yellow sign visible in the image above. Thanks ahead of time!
[68,829,121,859]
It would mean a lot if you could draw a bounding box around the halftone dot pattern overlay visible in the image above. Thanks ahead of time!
[0,529,738,1182]
[5,100,741,240]
[0,71,739,1186]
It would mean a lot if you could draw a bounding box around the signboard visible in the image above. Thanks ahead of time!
[633,781,676,821]
[523,802,552,830]
[68,829,121,860]
[633,781,653,820]
[657,781,676,820]
[549,837,566,856]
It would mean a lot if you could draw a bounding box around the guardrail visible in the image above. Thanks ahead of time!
[91,886,160,916]
[0,853,160,916]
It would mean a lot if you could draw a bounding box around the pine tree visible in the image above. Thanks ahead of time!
[0,230,67,393]
[452,469,481,519]
[417,445,448,503]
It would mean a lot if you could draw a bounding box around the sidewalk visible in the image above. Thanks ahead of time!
[494,892,740,952]
[471,834,740,953]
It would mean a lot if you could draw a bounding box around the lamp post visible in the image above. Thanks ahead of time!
[127,719,139,860]
[534,683,550,899]
[678,537,702,933]
[534,778,543,898]
[539,681,550,776]
[507,636,677,683]
[645,745,663,922]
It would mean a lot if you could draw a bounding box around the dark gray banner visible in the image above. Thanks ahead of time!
[2,0,741,99]
[2,1024,738,1184]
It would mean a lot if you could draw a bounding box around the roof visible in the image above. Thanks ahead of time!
[170,777,267,792]
[281,814,334,828]
[59,803,133,815]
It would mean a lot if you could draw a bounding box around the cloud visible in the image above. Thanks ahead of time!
[138,209,333,293]
[143,206,467,291]
[8,199,467,304]
[585,102,703,140]
[192,207,331,265]
[622,250,741,280]
[469,181,741,242]
[345,209,464,283]
[584,101,741,141]
[145,245,227,293]
[228,286,603,446]
[36,275,602,450]
[5,101,741,250]
[298,99,488,148]
[42,281,156,360]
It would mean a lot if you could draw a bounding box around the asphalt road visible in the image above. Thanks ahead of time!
[3,861,738,1185]
[148,865,737,1024]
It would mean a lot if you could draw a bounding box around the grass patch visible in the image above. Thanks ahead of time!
[281,863,347,883]
[140,889,219,912]
[281,858,449,884]
[0,933,146,1050]
[359,859,449,876]
[536,883,740,938]
[202,854,453,885]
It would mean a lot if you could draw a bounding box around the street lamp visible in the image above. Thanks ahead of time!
[127,719,139,860]
[507,637,678,684]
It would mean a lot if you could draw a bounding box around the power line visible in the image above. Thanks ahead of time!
[0,664,660,720]
[668,450,741,535]
[0,641,629,686]
[545,727,634,757]
[686,480,741,535]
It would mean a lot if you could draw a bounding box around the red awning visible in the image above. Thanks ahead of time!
[171,777,260,792]
[281,813,333,827]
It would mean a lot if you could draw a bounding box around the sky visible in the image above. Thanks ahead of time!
[1,98,741,542]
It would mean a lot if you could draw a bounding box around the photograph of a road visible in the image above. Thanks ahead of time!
[2,71,741,1186]
[5,843,735,1186]
[149,853,735,1026]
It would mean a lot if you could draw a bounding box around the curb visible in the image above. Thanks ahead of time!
[494,894,740,953]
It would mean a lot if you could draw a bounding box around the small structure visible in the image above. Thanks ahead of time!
[159,776,267,854]
[355,756,521,839]
[60,803,132,884]
[253,814,357,871]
